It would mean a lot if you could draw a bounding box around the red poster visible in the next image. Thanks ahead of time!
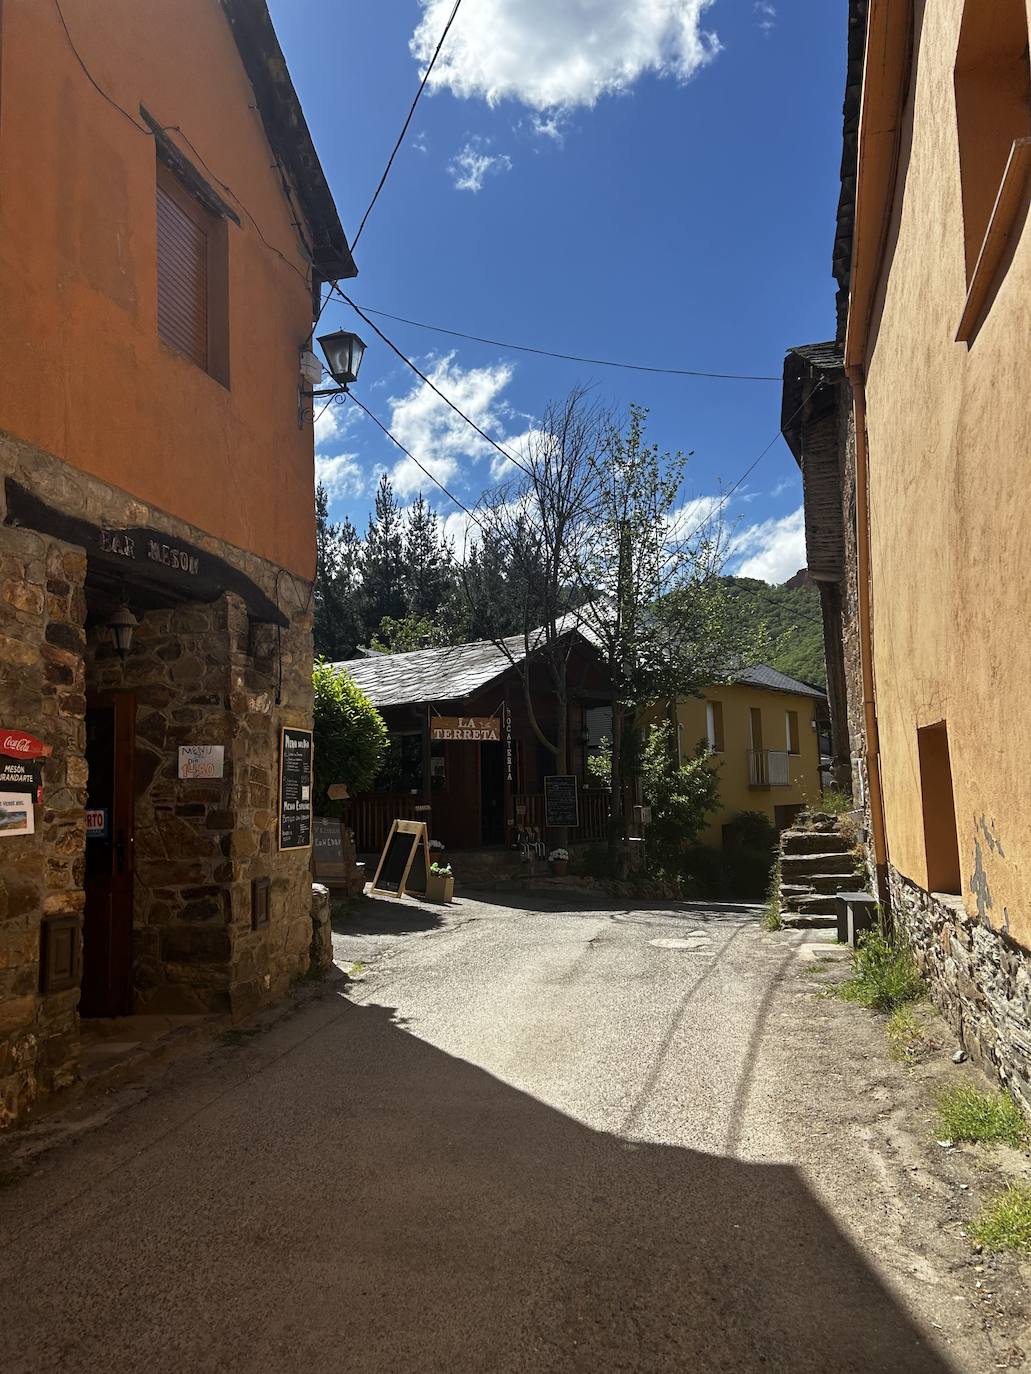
[0,731,52,760]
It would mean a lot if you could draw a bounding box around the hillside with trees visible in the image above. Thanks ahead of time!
[723,574,826,687]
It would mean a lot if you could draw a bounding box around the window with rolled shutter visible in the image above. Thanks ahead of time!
[156,178,209,369]
[154,160,229,385]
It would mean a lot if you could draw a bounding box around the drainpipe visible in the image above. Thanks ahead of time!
[847,364,891,917]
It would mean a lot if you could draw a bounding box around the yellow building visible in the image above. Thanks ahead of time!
[676,669,826,847]
[787,0,1031,1099]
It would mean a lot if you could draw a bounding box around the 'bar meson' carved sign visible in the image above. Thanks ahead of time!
[101,529,200,576]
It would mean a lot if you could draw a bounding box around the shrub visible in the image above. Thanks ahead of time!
[725,810,778,854]
[837,929,923,1012]
[762,860,782,930]
[585,736,612,790]
[935,1084,1028,1148]
[682,843,775,902]
[641,722,721,871]
[312,660,388,814]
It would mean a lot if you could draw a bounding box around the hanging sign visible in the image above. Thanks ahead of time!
[0,731,51,760]
[544,775,579,828]
[278,727,313,850]
[429,716,500,742]
[504,705,513,782]
[178,745,225,780]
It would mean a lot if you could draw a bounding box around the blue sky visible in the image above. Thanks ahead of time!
[268,0,846,584]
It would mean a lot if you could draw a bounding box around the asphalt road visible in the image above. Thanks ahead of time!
[0,891,980,1372]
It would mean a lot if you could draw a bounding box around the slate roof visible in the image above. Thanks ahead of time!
[732,665,827,701]
[331,634,534,708]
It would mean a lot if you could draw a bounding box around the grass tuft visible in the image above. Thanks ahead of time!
[970,1184,1031,1253]
[935,1083,1028,1148]
[837,929,924,1012]
[886,1004,925,1064]
[761,862,782,931]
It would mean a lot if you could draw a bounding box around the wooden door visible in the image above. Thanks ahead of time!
[81,693,135,1017]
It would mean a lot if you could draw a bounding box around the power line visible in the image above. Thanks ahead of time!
[335,289,536,482]
[660,381,825,567]
[346,393,485,535]
[350,0,463,251]
[349,302,782,382]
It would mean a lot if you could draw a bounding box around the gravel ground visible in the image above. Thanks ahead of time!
[1,888,1029,1372]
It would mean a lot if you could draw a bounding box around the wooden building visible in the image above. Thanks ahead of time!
[335,633,612,854]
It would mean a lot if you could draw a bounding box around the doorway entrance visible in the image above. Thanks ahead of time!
[480,742,505,845]
[82,692,135,1017]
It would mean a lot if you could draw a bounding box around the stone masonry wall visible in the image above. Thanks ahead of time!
[85,593,314,1020]
[0,428,315,1123]
[0,524,88,1126]
[891,867,1031,1113]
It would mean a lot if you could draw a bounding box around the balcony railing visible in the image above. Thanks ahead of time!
[748,750,791,788]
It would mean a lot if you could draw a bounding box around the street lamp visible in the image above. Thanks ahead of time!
[298,329,367,428]
[108,602,138,659]
[317,330,366,388]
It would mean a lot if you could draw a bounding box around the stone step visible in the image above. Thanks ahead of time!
[792,892,840,915]
[780,830,852,856]
[780,851,858,878]
[781,873,860,901]
[781,911,838,930]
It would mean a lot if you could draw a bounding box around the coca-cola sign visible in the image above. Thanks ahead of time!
[0,731,51,760]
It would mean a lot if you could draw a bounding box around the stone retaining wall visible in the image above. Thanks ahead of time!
[890,867,1031,1111]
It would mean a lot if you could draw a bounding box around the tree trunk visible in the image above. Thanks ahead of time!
[607,697,626,861]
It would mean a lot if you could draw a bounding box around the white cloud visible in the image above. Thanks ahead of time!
[411,0,720,113]
[314,396,347,449]
[411,130,429,154]
[754,2,777,34]
[448,138,513,192]
[386,353,518,496]
[315,452,363,498]
[770,475,798,499]
[731,506,806,584]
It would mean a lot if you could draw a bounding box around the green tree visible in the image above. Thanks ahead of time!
[369,613,450,654]
[313,484,365,661]
[573,403,767,855]
[640,722,721,871]
[403,495,457,621]
[312,660,388,814]
[363,474,407,635]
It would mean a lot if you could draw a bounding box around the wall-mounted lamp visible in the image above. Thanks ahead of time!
[108,602,138,659]
[298,329,367,427]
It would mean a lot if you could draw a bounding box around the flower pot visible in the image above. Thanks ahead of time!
[426,871,454,903]
[550,859,568,877]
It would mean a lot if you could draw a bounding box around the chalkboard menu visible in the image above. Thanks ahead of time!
[278,727,313,850]
[312,816,346,879]
[544,774,579,828]
[371,820,430,897]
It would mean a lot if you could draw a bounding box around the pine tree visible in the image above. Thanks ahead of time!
[313,484,365,660]
[403,495,456,620]
[362,474,407,634]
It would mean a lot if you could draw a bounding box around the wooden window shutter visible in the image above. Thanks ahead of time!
[157,180,209,369]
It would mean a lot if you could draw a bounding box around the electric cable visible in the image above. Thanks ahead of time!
[350,302,783,382]
[350,0,463,251]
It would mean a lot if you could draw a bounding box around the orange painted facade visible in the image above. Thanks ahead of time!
[0,0,325,577]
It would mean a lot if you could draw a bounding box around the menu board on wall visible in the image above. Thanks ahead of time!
[278,727,313,850]
[544,775,579,828]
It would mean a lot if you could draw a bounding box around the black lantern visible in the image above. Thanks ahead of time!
[108,602,138,659]
[317,329,366,388]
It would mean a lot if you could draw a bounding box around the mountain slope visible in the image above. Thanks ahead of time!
[725,573,826,688]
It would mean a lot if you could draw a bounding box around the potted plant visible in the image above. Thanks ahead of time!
[549,847,569,877]
[426,861,454,904]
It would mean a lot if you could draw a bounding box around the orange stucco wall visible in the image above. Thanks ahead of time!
[861,0,1031,939]
[0,0,318,578]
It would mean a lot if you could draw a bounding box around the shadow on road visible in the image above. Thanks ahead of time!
[1,984,955,1373]
[331,892,445,937]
